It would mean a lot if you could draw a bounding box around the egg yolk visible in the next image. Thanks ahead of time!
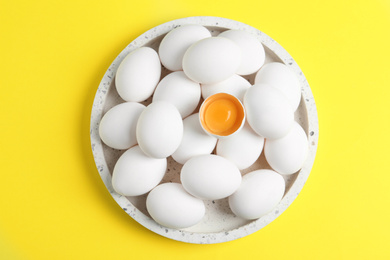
[200,93,245,136]
[204,99,237,134]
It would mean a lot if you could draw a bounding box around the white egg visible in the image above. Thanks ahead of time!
[112,146,167,196]
[181,154,242,200]
[172,113,217,164]
[136,101,183,159]
[115,47,161,102]
[182,37,241,84]
[146,183,205,229]
[265,122,308,175]
[158,24,211,71]
[152,71,201,118]
[229,169,285,220]
[218,29,265,75]
[216,123,264,170]
[244,83,294,139]
[255,62,301,111]
[98,102,145,150]
[201,74,251,102]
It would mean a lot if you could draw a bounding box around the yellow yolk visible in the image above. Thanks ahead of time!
[204,99,237,134]
[200,93,245,136]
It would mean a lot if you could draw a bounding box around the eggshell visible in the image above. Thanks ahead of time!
[216,123,264,170]
[146,183,205,229]
[255,62,301,111]
[98,102,145,150]
[218,29,265,75]
[229,169,285,220]
[172,113,217,164]
[137,101,183,159]
[112,146,167,196]
[115,47,161,102]
[244,83,294,139]
[264,122,308,175]
[201,74,251,102]
[182,37,241,84]
[153,71,201,118]
[199,92,246,138]
[181,154,242,200]
[158,24,211,71]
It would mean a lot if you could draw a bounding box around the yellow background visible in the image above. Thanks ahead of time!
[1,0,390,259]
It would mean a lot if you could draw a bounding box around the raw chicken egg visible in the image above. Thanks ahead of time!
[152,71,201,118]
[244,83,294,139]
[136,101,183,159]
[115,47,161,102]
[98,102,145,150]
[158,24,211,71]
[181,154,242,200]
[146,183,205,229]
[112,145,167,196]
[264,122,309,175]
[182,37,241,84]
[216,123,264,170]
[199,93,245,138]
[172,113,217,164]
[218,29,265,75]
[255,62,301,111]
[229,169,285,220]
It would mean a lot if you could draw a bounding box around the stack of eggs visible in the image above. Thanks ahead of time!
[98,24,309,229]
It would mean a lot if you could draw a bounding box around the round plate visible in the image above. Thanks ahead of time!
[90,16,318,244]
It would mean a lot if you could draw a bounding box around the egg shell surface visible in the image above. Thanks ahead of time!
[216,123,264,170]
[181,154,242,200]
[244,83,294,139]
[158,24,211,71]
[182,37,241,84]
[136,101,183,159]
[229,169,285,220]
[146,183,205,229]
[171,113,217,164]
[265,121,309,175]
[218,29,265,75]
[112,145,167,196]
[255,62,301,111]
[99,102,145,150]
[152,71,201,118]
[115,47,161,102]
[201,74,251,102]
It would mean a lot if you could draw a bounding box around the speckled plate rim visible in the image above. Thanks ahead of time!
[90,16,319,244]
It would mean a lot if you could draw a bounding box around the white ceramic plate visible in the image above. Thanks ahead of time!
[90,16,318,244]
